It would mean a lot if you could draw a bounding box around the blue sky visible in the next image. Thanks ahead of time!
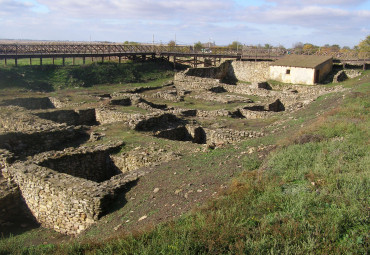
[0,0,369,48]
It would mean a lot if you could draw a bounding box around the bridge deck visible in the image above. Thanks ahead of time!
[0,44,368,67]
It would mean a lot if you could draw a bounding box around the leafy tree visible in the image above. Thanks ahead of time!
[358,35,370,53]
[293,42,304,49]
[303,43,314,51]
[194,41,203,52]
[123,41,139,45]
[303,43,319,54]
[228,41,241,50]
[331,44,340,51]
[357,35,370,58]
[264,44,271,49]
[168,40,176,47]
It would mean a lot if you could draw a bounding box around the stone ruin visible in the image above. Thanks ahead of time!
[0,60,345,235]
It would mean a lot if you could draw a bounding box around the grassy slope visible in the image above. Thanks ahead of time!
[0,61,174,91]
[0,73,369,254]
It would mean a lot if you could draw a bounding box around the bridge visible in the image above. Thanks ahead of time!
[0,43,368,69]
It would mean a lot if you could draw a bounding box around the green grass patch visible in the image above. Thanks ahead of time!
[0,61,174,91]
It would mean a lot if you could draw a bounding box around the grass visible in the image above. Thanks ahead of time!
[0,72,369,254]
[77,76,367,254]
[0,61,174,91]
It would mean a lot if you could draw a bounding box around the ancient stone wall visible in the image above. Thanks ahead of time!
[1,142,141,235]
[229,61,271,82]
[39,151,120,183]
[0,97,55,110]
[0,127,89,156]
[95,108,143,126]
[204,128,264,144]
[5,162,105,235]
[111,146,180,173]
[185,61,230,79]
[35,109,97,126]
[175,71,221,90]
[0,177,23,223]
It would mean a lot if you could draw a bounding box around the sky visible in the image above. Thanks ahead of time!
[0,0,369,48]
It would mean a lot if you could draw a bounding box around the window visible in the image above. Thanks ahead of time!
[286,69,291,74]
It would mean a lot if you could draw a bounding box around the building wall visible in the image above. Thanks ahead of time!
[316,59,333,83]
[269,66,316,85]
[230,61,271,82]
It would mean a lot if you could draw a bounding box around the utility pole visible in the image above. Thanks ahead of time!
[175,33,177,46]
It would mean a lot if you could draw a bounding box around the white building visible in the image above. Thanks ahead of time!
[269,55,333,85]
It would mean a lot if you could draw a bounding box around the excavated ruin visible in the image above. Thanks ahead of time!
[0,61,346,236]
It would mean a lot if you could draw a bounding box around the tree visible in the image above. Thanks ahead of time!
[303,43,319,54]
[331,44,340,51]
[264,44,271,49]
[358,35,370,52]
[357,35,370,58]
[303,43,314,51]
[293,42,304,49]
[194,41,203,52]
[228,41,242,50]
[168,40,176,47]
[123,41,139,45]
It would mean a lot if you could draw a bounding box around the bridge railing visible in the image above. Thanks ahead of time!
[0,44,158,55]
[0,43,368,61]
[0,44,244,55]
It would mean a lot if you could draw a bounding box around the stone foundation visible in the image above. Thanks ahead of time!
[34,108,97,126]
[0,127,89,156]
[1,97,55,110]
[2,142,144,235]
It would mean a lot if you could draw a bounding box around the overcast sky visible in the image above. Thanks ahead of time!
[0,0,369,48]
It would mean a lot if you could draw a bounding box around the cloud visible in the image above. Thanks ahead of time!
[35,0,232,21]
[238,4,370,31]
[0,0,368,47]
[266,0,368,6]
[0,0,34,15]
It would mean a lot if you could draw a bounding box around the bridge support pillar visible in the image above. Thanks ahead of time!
[4,57,6,66]
[101,56,104,63]
[29,58,32,66]
[194,56,197,68]
[73,57,75,65]
[40,57,42,66]
[15,58,18,67]
[173,56,176,69]
[118,56,121,64]
[83,57,86,65]
[52,58,55,65]
[62,57,65,66]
